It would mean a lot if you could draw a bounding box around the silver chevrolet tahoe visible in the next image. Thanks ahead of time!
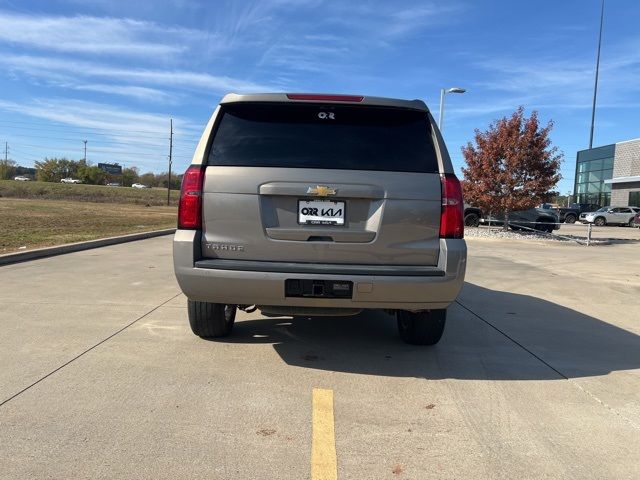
[173,93,466,345]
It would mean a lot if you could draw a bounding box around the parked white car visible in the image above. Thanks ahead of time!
[13,175,30,181]
[60,178,81,184]
[131,183,150,189]
[580,206,640,226]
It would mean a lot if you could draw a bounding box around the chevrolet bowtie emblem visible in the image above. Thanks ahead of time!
[307,185,337,196]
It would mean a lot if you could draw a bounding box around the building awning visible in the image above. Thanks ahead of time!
[604,176,640,184]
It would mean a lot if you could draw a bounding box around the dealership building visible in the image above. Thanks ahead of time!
[574,137,640,207]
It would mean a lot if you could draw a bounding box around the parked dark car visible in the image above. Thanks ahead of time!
[632,212,640,228]
[464,205,559,232]
[482,208,559,232]
[539,203,561,210]
[556,203,601,223]
[463,204,482,227]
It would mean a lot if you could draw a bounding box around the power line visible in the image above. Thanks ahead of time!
[8,142,192,159]
[7,145,191,172]
[0,122,201,142]
[0,129,196,148]
[0,118,202,138]
[0,131,196,154]
[6,153,42,163]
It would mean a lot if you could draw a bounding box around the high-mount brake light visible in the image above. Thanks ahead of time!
[286,93,364,102]
[178,165,205,229]
[439,174,464,239]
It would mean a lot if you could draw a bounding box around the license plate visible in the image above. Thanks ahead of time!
[298,200,345,225]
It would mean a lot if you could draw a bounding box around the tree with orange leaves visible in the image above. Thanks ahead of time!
[462,107,562,230]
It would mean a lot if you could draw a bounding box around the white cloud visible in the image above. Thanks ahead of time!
[451,39,640,123]
[0,97,202,170]
[257,42,351,73]
[0,54,275,94]
[474,58,594,94]
[386,4,464,36]
[0,11,207,57]
[317,1,465,39]
[72,84,175,102]
[0,97,196,136]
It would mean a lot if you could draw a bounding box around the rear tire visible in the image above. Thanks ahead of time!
[464,212,480,227]
[594,217,606,226]
[629,219,634,227]
[564,214,577,224]
[397,309,446,345]
[535,218,554,233]
[188,300,236,338]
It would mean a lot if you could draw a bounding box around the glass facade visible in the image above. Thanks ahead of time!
[574,144,614,206]
[630,191,640,207]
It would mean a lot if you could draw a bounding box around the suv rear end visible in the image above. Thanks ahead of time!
[173,93,467,345]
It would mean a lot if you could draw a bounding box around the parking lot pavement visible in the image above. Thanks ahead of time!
[555,222,640,241]
[1,236,639,479]
[0,238,179,401]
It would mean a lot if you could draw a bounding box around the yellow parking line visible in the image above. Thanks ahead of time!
[311,388,337,480]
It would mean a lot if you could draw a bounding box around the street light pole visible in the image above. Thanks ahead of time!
[589,0,605,149]
[438,89,446,130]
[83,140,87,162]
[438,87,466,132]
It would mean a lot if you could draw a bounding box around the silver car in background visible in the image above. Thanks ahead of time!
[580,206,640,226]
[173,93,467,345]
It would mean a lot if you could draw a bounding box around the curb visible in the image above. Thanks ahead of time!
[0,229,176,267]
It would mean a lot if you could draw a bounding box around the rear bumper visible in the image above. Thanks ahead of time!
[173,230,466,310]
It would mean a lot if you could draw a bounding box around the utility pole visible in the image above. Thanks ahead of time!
[167,118,173,206]
[589,0,605,149]
[83,140,88,162]
[1,142,8,180]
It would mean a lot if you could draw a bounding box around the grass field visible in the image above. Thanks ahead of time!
[0,198,177,254]
[0,180,179,206]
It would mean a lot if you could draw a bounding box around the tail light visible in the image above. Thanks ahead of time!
[440,174,464,239]
[178,165,205,229]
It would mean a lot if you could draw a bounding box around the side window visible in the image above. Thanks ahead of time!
[611,208,621,213]
[619,208,632,214]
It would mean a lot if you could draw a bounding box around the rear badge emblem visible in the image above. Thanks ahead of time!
[307,185,337,196]
[205,243,245,252]
[318,112,335,120]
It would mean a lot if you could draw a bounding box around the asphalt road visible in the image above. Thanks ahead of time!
[1,236,639,479]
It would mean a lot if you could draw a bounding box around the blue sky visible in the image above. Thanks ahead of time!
[1,0,639,194]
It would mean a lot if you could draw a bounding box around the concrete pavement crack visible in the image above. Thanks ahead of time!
[455,299,567,379]
[456,299,640,431]
[0,292,182,408]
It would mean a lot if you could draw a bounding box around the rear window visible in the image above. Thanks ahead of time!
[207,103,439,173]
